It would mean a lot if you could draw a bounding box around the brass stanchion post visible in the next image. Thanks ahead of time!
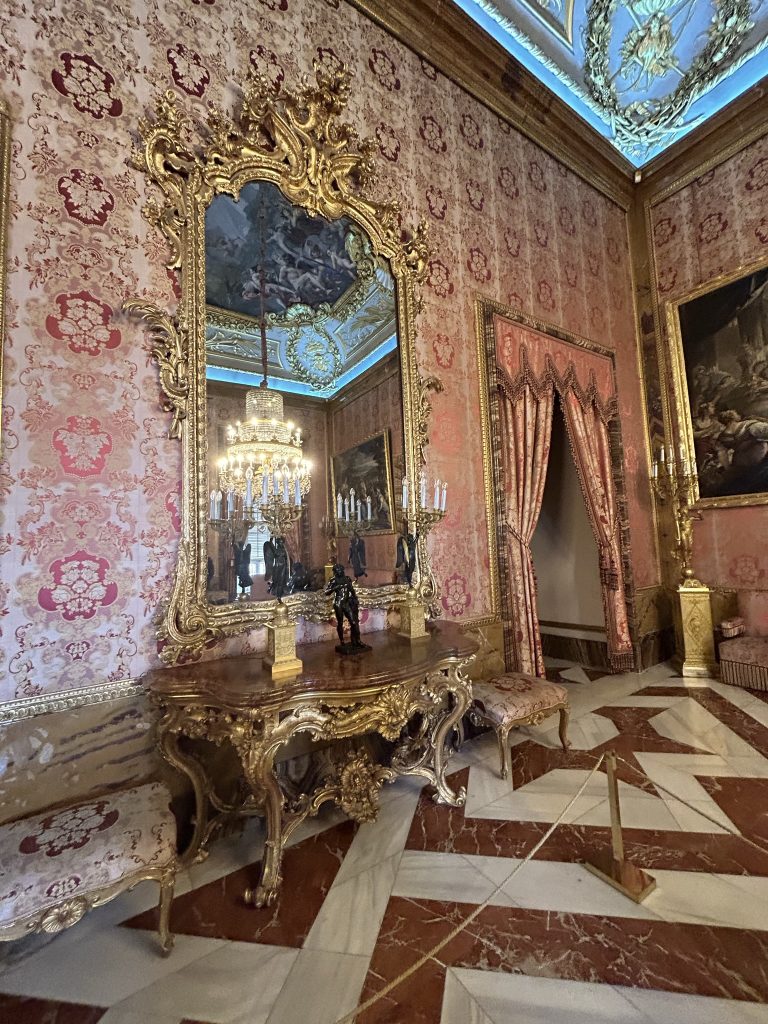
[584,751,656,903]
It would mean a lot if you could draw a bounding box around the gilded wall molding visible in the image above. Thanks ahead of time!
[0,679,143,724]
[0,97,10,451]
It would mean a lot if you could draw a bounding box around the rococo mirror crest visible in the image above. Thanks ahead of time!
[125,60,443,664]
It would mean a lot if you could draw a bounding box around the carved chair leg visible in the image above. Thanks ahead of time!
[496,726,512,781]
[157,867,175,956]
[558,707,571,752]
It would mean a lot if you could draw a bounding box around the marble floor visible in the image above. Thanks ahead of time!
[4,660,768,1023]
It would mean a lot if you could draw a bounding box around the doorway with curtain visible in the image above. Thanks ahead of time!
[481,304,635,677]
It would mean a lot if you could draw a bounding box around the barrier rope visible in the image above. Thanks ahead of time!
[332,751,607,1024]
[333,741,768,1023]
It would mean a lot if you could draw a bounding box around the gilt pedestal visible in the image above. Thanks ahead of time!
[674,579,717,678]
[263,608,303,680]
[398,598,428,640]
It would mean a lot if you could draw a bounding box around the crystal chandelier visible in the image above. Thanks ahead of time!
[216,383,311,532]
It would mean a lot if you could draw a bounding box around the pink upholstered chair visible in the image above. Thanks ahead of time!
[471,673,571,779]
[0,781,177,954]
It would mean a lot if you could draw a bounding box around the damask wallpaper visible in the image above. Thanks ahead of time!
[0,0,654,704]
[650,130,768,600]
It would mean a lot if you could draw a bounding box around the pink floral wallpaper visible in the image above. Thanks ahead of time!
[650,131,768,596]
[0,0,653,703]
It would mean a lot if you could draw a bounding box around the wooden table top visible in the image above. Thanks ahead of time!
[143,621,476,711]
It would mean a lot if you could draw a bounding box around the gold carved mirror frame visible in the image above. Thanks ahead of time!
[126,62,441,664]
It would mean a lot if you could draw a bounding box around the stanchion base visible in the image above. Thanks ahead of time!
[583,852,656,904]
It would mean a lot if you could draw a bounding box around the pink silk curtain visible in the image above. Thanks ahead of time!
[560,391,633,670]
[498,382,554,676]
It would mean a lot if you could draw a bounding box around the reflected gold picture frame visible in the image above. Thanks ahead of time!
[330,430,395,537]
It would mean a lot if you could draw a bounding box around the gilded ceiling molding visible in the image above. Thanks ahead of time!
[344,0,634,207]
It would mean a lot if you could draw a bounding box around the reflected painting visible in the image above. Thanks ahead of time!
[206,181,357,317]
[331,432,395,535]
[678,266,768,502]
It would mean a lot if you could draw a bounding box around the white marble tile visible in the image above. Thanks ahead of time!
[538,711,619,751]
[304,853,400,956]
[100,942,297,1024]
[651,699,759,759]
[646,871,768,931]
[0,927,225,1005]
[265,949,369,1024]
[467,855,659,920]
[441,970,768,1024]
[333,788,419,885]
[558,666,594,684]
[465,761,516,815]
[393,850,509,906]
[442,968,650,1023]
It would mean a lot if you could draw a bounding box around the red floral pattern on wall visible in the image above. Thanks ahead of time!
[46,292,121,355]
[0,0,651,703]
[51,53,123,119]
[650,131,768,591]
[38,552,118,622]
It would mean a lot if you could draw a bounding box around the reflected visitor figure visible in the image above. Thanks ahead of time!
[349,532,367,580]
[325,562,371,655]
[233,542,252,597]
[396,530,419,587]
[264,536,291,599]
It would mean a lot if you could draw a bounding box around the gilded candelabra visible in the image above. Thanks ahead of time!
[651,445,716,678]
[650,447,702,586]
[397,476,447,640]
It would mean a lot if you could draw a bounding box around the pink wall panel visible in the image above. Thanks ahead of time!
[0,0,650,702]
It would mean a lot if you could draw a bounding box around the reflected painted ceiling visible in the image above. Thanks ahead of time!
[453,0,768,165]
[205,182,397,398]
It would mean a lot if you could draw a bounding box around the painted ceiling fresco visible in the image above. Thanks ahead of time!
[205,182,397,398]
[454,0,768,164]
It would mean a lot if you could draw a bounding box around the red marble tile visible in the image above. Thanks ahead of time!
[0,994,105,1024]
[356,896,768,1022]
[414,769,768,874]
[123,820,356,946]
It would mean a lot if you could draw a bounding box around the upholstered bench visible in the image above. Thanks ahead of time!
[719,637,768,691]
[471,673,571,779]
[0,781,177,954]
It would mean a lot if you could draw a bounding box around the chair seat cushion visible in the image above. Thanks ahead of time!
[719,637,768,666]
[0,781,176,928]
[473,673,568,726]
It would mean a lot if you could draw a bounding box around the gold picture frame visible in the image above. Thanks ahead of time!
[125,61,442,664]
[665,256,768,510]
[330,430,395,537]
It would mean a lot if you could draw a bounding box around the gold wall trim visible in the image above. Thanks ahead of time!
[475,297,640,662]
[644,115,768,209]
[345,0,634,209]
[0,97,10,451]
[0,679,143,724]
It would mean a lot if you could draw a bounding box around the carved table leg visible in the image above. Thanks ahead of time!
[157,708,212,867]
[239,742,285,909]
[429,665,472,806]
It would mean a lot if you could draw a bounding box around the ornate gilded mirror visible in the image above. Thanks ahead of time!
[127,63,441,663]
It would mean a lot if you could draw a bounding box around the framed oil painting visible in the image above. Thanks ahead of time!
[331,431,395,535]
[670,263,768,508]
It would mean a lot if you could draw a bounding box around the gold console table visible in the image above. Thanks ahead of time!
[144,622,476,908]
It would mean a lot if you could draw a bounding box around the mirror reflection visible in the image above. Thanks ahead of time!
[204,181,405,605]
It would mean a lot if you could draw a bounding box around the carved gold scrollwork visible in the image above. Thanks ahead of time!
[125,59,440,663]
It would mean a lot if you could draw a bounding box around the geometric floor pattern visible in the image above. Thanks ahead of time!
[3,660,768,1022]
